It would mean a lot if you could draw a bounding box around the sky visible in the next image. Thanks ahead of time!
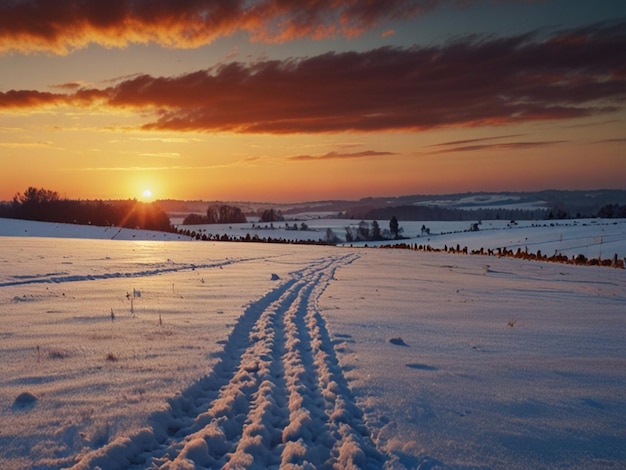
[0,0,624,203]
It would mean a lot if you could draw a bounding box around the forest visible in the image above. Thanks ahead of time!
[0,187,173,232]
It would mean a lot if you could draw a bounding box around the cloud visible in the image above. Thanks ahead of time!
[591,137,626,144]
[561,119,621,129]
[72,161,249,171]
[0,89,67,108]
[71,166,185,172]
[423,140,567,155]
[100,73,146,86]
[130,137,202,143]
[138,152,181,159]
[0,88,106,109]
[428,134,526,147]
[1,21,624,134]
[0,0,429,54]
[49,82,86,91]
[287,150,397,161]
[0,141,53,148]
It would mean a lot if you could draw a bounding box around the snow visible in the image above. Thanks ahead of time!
[414,194,547,211]
[0,218,625,469]
[0,217,189,241]
[176,218,626,260]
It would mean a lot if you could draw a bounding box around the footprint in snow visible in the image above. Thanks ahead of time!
[389,337,408,346]
[12,392,37,410]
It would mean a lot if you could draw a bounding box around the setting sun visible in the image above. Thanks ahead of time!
[142,189,153,200]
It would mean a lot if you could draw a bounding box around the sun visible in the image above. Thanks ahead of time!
[142,189,153,200]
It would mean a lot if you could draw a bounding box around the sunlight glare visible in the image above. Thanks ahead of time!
[142,189,153,200]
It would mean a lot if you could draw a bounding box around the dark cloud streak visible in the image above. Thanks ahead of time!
[287,150,397,161]
[423,140,568,155]
[591,137,626,144]
[428,134,526,147]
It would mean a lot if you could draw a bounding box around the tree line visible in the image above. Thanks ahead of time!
[352,205,549,222]
[596,204,626,219]
[0,187,173,232]
[344,217,402,242]
[181,206,292,225]
[352,202,626,222]
[182,204,246,225]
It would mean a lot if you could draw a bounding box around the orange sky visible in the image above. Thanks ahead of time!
[1,1,625,202]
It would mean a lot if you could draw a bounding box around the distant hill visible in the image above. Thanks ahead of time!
[155,189,626,221]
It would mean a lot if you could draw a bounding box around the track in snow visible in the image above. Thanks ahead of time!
[0,256,268,288]
[72,253,387,469]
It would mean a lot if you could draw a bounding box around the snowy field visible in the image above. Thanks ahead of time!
[174,218,626,261]
[3,216,625,261]
[0,218,625,469]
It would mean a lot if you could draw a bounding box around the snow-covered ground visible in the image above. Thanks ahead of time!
[4,216,625,261]
[175,217,626,261]
[411,194,548,211]
[0,218,189,241]
[0,219,625,469]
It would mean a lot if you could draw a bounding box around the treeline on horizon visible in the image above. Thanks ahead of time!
[349,204,626,222]
[182,207,290,225]
[352,205,550,222]
[2,188,625,233]
[0,187,173,232]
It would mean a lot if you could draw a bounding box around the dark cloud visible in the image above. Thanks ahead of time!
[49,82,83,91]
[428,134,526,147]
[424,140,568,155]
[0,89,66,108]
[1,20,624,134]
[287,150,397,161]
[0,0,431,54]
[591,137,626,144]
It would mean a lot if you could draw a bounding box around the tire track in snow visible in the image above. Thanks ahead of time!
[72,252,387,469]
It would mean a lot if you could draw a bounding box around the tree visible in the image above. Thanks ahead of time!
[14,187,60,206]
[371,220,381,240]
[325,228,339,245]
[182,213,206,225]
[204,204,246,224]
[390,216,400,239]
[260,208,284,222]
[8,187,173,232]
[12,187,61,221]
[597,204,626,218]
[358,220,369,240]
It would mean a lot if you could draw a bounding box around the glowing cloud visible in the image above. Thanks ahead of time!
[0,21,624,134]
[0,0,427,54]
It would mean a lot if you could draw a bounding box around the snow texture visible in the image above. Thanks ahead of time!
[0,218,625,469]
